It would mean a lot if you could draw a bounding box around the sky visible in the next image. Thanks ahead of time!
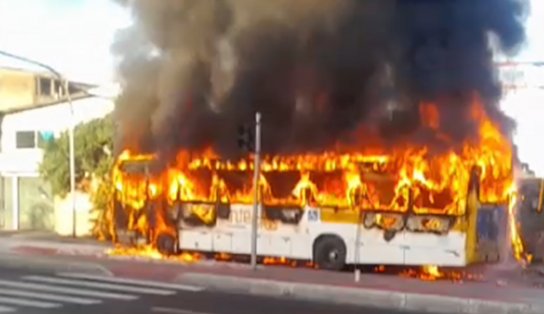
[0,0,543,174]
[0,0,130,84]
[0,0,542,84]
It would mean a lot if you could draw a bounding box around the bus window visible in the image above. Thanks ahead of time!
[262,206,304,224]
[179,203,217,227]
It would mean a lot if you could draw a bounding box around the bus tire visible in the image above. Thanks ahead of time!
[156,232,177,256]
[314,236,346,271]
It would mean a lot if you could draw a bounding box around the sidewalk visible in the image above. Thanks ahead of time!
[0,230,110,257]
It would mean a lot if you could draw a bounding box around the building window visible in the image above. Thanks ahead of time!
[38,77,53,96]
[15,131,36,149]
[14,131,54,149]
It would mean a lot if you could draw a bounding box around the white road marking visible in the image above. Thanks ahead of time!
[0,305,14,313]
[0,279,137,300]
[0,288,102,305]
[0,296,60,308]
[58,273,204,292]
[23,276,175,296]
[152,307,214,314]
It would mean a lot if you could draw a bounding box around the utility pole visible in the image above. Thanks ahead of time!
[0,50,77,236]
[250,112,262,270]
[354,206,362,282]
[65,80,77,238]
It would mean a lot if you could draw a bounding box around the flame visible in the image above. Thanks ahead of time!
[107,245,201,263]
[421,265,443,280]
[401,265,482,282]
[108,99,528,265]
[507,183,531,264]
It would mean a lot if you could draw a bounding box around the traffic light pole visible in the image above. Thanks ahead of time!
[354,207,362,282]
[250,112,262,271]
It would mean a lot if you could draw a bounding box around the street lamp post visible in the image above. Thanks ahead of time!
[0,50,77,237]
[64,80,77,238]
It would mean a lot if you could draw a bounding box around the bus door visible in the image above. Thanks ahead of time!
[260,205,307,258]
[357,173,406,265]
[212,203,233,253]
[476,204,505,263]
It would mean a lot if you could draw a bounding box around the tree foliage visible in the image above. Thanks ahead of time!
[40,114,116,239]
[40,114,114,197]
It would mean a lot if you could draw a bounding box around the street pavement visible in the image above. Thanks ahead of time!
[0,267,418,314]
[2,233,544,313]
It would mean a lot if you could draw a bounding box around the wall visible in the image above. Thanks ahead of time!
[1,95,115,149]
[0,96,114,173]
[0,177,13,229]
[0,68,36,111]
[54,191,93,237]
[0,95,114,231]
[0,68,68,112]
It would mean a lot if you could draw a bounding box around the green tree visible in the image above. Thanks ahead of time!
[39,114,115,239]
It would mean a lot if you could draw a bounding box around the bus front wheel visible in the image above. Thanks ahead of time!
[314,236,346,271]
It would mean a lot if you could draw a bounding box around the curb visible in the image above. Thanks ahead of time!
[9,243,108,258]
[177,273,544,314]
[0,254,113,276]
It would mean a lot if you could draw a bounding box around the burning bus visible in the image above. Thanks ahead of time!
[106,0,529,271]
[109,103,519,270]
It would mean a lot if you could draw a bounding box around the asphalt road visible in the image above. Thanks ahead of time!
[0,265,434,314]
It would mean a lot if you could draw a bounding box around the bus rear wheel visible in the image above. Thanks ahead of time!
[314,236,346,271]
[156,232,177,256]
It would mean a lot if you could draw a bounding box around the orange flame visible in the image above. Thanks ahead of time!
[421,265,443,280]
[109,99,527,264]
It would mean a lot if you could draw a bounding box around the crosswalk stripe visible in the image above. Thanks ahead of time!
[0,279,137,300]
[0,296,60,308]
[23,276,176,296]
[0,288,102,305]
[58,273,204,292]
[0,306,14,313]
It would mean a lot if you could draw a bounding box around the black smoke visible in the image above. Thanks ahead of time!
[112,0,528,160]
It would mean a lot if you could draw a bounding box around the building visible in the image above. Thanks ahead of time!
[0,67,114,232]
[498,61,544,177]
[0,66,94,112]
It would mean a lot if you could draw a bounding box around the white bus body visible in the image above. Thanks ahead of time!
[113,158,503,270]
[176,203,467,268]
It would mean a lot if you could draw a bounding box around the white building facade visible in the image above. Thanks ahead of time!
[0,94,114,232]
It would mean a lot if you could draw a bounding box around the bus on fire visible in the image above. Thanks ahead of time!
[110,152,508,271]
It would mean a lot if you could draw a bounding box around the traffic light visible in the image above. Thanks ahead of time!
[237,124,254,152]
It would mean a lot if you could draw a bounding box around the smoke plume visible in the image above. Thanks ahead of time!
[112,0,528,160]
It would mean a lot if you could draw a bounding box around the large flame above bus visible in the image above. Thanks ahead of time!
[110,100,525,262]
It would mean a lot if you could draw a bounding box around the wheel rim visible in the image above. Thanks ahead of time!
[328,249,339,262]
